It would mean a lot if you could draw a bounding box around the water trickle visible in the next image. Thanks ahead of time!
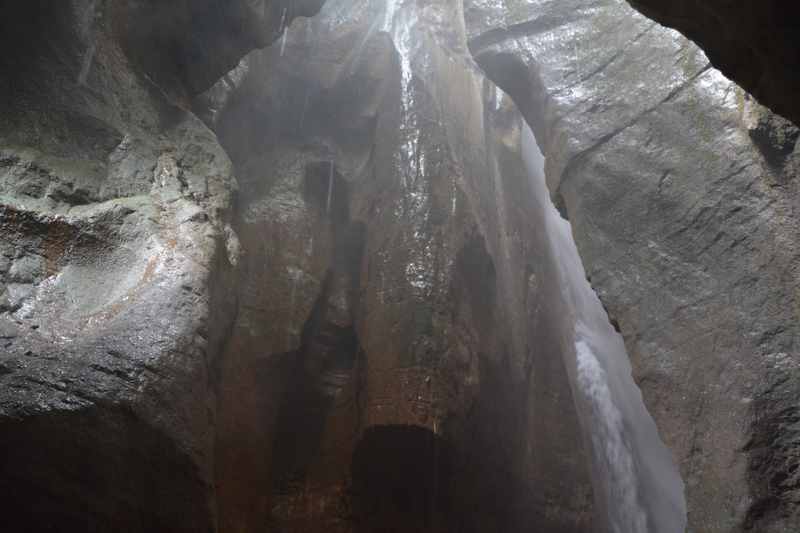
[298,90,310,131]
[382,0,422,194]
[77,43,96,86]
[279,8,289,56]
[77,0,98,85]
[326,161,335,214]
[286,266,301,350]
[521,124,686,533]
[280,31,288,57]
[279,7,288,32]
[451,178,457,216]
[289,272,298,313]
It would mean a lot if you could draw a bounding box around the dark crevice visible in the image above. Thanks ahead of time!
[268,166,367,528]
[304,161,350,225]
[269,270,360,490]
[0,405,212,532]
[350,425,454,533]
[742,386,800,531]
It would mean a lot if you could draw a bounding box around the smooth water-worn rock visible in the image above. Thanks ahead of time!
[466,0,800,531]
[114,0,326,99]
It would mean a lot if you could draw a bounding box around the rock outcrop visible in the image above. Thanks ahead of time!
[625,0,800,127]
[114,0,326,99]
[466,0,800,531]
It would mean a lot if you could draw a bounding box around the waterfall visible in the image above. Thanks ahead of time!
[521,125,687,533]
[311,1,687,529]
[385,0,421,193]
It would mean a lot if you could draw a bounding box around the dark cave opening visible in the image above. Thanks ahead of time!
[350,425,453,533]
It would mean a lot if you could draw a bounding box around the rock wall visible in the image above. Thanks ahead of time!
[1,0,601,531]
[466,0,800,531]
[0,1,317,530]
[209,0,595,530]
[5,0,800,531]
[625,0,800,127]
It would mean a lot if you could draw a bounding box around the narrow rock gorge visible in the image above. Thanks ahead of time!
[2,1,800,532]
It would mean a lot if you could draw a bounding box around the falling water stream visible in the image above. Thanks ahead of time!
[326,161,334,214]
[306,0,687,530]
[279,8,289,56]
[521,125,687,533]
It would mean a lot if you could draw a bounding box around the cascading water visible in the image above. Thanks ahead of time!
[521,125,687,533]
[300,0,686,530]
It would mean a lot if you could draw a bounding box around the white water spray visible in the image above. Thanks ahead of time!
[521,124,686,533]
[279,8,289,56]
[382,0,422,193]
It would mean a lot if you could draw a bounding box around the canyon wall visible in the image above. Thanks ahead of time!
[1,0,598,531]
[3,0,800,532]
[466,0,800,531]
[209,0,595,530]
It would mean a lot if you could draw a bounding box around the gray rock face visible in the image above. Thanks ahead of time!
[0,0,265,530]
[466,0,800,531]
[625,0,800,127]
[113,0,326,98]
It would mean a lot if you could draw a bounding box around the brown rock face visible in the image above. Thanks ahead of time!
[208,1,596,531]
[625,0,800,126]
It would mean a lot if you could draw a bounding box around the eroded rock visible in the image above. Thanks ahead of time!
[0,0,242,530]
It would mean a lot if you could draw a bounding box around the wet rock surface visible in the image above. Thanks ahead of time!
[466,0,800,531]
[5,0,800,531]
[2,0,597,531]
[209,1,595,530]
[113,0,327,99]
[625,0,800,127]
[0,0,249,530]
